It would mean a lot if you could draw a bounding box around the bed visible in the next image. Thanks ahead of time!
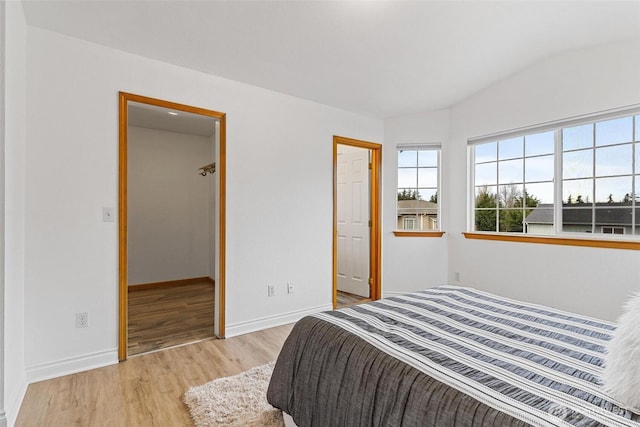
[267,285,640,426]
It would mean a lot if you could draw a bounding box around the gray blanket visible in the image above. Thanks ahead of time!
[267,286,640,426]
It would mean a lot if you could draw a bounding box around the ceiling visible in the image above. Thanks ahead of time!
[128,102,217,137]
[20,1,640,119]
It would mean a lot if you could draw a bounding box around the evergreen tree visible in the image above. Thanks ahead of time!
[429,191,438,203]
[475,186,497,231]
[501,191,540,232]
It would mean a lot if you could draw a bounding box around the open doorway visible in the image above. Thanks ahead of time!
[333,136,382,309]
[118,92,227,361]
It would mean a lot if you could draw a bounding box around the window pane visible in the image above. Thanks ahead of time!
[635,143,640,174]
[403,216,417,230]
[398,168,416,188]
[563,149,593,179]
[499,209,524,232]
[498,137,523,160]
[563,124,593,151]
[418,150,437,167]
[476,185,497,201]
[397,188,416,200]
[524,207,554,235]
[595,206,632,226]
[562,206,593,233]
[596,144,632,176]
[594,208,631,236]
[525,131,554,157]
[475,141,497,163]
[596,116,633,146]
[595,176,632,203]
[498,159,523,184]
[498,184,524,208]
[418,168,437,187]
[398,150,416,167]
[418,188,437,202]
[475,162,497,186]
[563,178,593,204]
[475,186,497,233]
[525,155,554,182]
[475,209,497,232]
[525,182,553,204]
[636,116,640,141]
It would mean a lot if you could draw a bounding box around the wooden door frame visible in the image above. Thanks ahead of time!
[333,135,382,308]
[118,92,227,361]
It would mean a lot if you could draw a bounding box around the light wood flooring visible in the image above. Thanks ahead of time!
[336,290,370,308]
[128,282,215,356]
[15,323,294,426]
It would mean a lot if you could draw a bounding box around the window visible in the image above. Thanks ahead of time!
[403,217,417,230]
[397,145,440,231]
[470,109,640,238]
[602,226,625,235]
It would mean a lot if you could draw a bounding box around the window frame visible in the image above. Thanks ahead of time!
[395,143,443,237]
[468,105,640,244]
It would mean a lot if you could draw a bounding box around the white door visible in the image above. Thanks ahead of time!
[337,145,370,297]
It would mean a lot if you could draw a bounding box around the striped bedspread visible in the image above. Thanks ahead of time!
[312,286,639,427]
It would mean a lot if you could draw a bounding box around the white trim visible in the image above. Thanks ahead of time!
[396,142,442,150]
[25,349,118,383]
[381,290,412,298]
[6,381,26,427]
[0,0,6,423]
[225,304,332,338]
[468,104,640,145]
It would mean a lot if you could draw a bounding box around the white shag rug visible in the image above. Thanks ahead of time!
[183,362,284,427]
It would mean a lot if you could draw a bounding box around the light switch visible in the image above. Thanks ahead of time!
[103,207,115,222]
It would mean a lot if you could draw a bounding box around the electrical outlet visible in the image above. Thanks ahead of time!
[454,272,461,282]
[267,284,275,297]
[76,312,89,328]
[287,282,295,294]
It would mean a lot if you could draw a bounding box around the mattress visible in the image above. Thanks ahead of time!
[267,285,640,426]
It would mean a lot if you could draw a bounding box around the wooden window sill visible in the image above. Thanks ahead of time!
[462,232,640,250]
[393,231,445,237]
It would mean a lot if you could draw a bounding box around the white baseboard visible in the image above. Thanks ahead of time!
[225,304,332,338]
[6,380,27,427]
[25,348,118,384]
[0,411,7,427]
[382,291,410,298]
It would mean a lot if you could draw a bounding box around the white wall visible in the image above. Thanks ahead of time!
[382,109,450,295]
[4,1,27,425]
[447,39,640,321]
[127,126,213,285]
[22,27,383,380]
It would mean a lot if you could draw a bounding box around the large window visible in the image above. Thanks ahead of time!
[471,109,640,238]
[397,145,440,231]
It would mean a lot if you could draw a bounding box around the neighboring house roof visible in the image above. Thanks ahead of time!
[397,200,438,216]
[525,203,635,225]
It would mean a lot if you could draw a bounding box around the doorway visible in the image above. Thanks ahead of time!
[118,92,227,361]
[333,136,381,309]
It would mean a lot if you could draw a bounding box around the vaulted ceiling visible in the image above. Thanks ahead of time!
[21,0,640,118]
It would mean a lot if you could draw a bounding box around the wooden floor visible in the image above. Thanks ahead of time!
[336,290,370,308]
[128,282,215,356]
[15,323,294,427]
